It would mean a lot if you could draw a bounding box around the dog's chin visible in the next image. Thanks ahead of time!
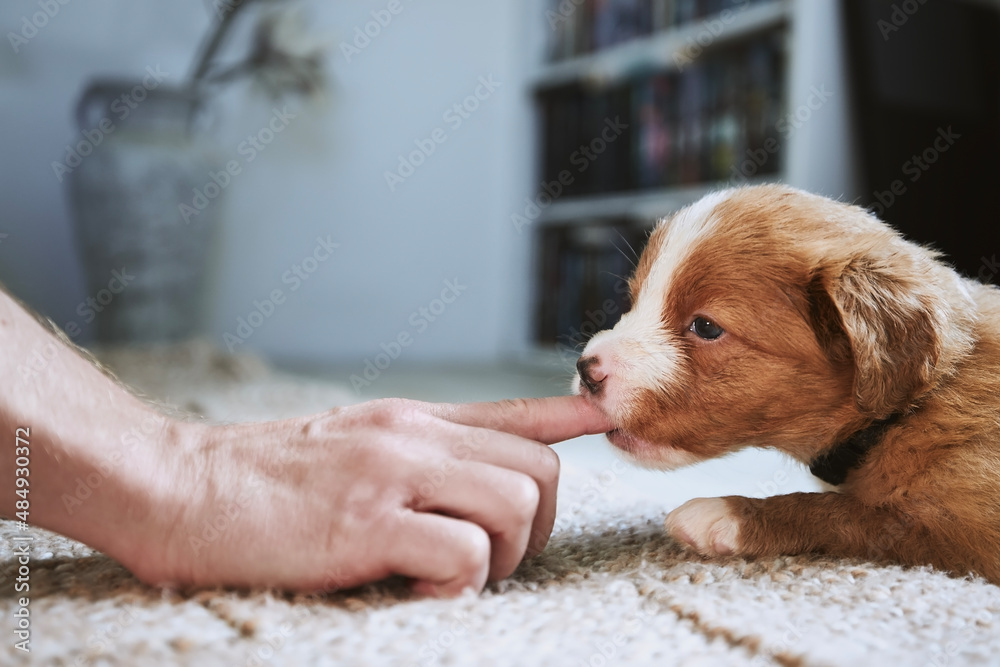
[604,427,703,471]
[605,427,642,453]
[576,382,705,471]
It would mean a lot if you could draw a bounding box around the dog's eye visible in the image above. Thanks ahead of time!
[689,317,724,340]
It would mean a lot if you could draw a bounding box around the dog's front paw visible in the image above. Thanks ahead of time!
[665,497,741,557]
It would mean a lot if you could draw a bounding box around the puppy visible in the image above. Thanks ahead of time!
[574,184,1000,583]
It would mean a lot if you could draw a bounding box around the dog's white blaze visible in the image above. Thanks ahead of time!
[581,320,681,426]
[583,191,727,403]
[639,190,729,309]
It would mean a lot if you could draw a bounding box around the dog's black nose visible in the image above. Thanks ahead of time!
[576,355,606,395]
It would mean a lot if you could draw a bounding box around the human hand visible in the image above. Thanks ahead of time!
[129,396,611,597]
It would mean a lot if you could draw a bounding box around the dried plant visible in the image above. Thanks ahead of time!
[189,0,327,99]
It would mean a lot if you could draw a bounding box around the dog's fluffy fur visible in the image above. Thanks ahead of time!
[574,184,1000,583]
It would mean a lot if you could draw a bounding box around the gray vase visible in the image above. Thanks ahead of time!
[67,79,221,343]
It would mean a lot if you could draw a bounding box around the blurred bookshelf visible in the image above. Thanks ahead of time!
[535,0,790,88]
[526,0,793,365]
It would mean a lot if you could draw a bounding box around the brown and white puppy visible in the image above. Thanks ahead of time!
[574,184,1000,583]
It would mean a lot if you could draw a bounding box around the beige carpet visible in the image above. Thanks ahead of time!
[2,343,999,666]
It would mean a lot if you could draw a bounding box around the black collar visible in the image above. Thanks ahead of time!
[809,413,902,486]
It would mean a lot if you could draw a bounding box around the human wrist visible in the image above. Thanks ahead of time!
[31,404,207,585]
[124,417,302,587]
[104,415,209,585]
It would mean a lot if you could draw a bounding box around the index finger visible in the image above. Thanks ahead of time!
[422,395,612,445]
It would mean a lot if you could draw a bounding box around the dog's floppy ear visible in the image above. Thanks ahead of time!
[810,259,943,419]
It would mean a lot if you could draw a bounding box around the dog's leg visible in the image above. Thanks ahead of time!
[665,493,920,563]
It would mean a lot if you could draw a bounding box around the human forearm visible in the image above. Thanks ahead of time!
[0,289,193,573]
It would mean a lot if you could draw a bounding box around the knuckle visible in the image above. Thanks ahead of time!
[455,528,491,574]
[365,398,427,429]
[507,475,541,522]
[533,446,561,486]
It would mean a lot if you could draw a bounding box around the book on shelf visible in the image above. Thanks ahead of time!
[538,82,634,197]
[538,29,785,198]
[546,0,782,63]
[592,0,655,52]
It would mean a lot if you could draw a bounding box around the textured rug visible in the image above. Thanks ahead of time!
[2,342,999,666]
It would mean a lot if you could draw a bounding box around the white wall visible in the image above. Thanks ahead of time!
[0,0,537,366]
